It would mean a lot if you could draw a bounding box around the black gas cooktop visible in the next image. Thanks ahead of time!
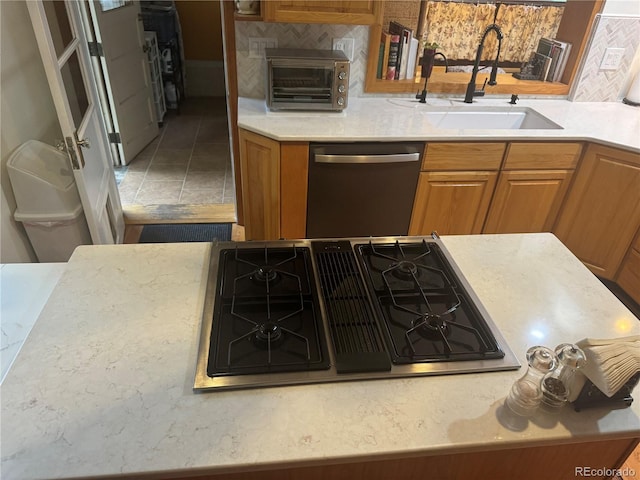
[194,237,519,391]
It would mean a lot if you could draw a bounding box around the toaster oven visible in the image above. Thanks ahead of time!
[265,48,350,111]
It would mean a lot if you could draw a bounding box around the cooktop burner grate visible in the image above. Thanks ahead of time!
[207,245,330,376]
[356,241,505,364]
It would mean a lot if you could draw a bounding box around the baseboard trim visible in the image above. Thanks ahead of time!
[123,204,237,225]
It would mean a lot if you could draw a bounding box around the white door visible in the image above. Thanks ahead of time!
[27,0,124,245]
[87,0,159,165]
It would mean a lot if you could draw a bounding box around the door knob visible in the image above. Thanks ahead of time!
[76,138,91,149]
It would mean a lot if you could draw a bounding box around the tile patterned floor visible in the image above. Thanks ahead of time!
[115,97,234,206]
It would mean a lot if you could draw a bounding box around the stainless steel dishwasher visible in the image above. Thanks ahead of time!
[306,142,423,238]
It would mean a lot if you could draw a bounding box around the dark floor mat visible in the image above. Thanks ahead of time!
[138,223,232,243]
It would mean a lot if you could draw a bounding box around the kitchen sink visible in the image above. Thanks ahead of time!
[422,106,563,130]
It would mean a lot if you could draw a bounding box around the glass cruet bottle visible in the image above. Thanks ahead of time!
[540,343,587,411]
[505,346,558,416]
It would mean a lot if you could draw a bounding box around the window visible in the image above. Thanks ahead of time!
[419,1,565,67]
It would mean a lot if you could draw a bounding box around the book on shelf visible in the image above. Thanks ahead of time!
[405,37,419,80]
[551,39,572,82]
[546,40,563,82]
[389,21,413,80]
[377,31,392,80]
[536,37,572,82]
[537,37,554,57]
[386,34,400,80]
[534,52,552,81]
[398,33,410,79]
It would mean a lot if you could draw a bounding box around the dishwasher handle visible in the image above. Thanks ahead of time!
[314,153,421,164]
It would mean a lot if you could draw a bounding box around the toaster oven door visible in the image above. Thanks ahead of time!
[268,60,340,110]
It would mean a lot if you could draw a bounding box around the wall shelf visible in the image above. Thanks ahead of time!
[366,69,570,96]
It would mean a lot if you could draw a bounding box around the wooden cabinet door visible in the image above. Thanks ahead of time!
[263,1,382,24]
[409,171,498,235]
[484,170,574,234]
[554,144,640,279]
[239,129,280,241]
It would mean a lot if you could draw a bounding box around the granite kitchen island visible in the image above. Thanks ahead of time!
[1,234,638,479]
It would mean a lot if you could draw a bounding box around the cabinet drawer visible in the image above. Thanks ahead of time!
[422,143,505,171]
[617,248,640,304]
[503,143,582,170]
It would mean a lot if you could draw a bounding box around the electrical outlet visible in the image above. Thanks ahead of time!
[332,37,355,61]
[249,37,278,59]
[600,47,625,70]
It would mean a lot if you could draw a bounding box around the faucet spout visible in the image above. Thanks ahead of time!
[464,24,504,103]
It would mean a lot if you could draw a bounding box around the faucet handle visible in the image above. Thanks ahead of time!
[469,78,488,100]
[509,94,519,104]
[473,78,488,96]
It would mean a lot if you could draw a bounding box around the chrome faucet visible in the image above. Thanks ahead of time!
[464,24,504,104]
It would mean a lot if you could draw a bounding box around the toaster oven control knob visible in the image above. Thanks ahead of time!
[338,71,347,80]
[337,97,345,106]
[338,84,346,93]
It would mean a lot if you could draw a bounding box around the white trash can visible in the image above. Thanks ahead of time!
[13,206,92,263]
[7,140,92,262]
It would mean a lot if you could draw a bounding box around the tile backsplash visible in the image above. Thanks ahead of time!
[570,14,640,102]
[235,15,640,103]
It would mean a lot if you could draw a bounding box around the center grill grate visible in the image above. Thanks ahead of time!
[314,242,391,373]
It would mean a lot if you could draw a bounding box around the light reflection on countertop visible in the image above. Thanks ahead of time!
[615,317,638,334]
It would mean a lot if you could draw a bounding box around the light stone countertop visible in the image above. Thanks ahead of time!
[237,96,640,152]
[1,263,66,383]
[1,235,639,480]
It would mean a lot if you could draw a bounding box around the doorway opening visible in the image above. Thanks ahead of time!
[114,96,235,216]
[106,1,237,229]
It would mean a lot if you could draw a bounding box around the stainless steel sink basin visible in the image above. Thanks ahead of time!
[422,106,563,130]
